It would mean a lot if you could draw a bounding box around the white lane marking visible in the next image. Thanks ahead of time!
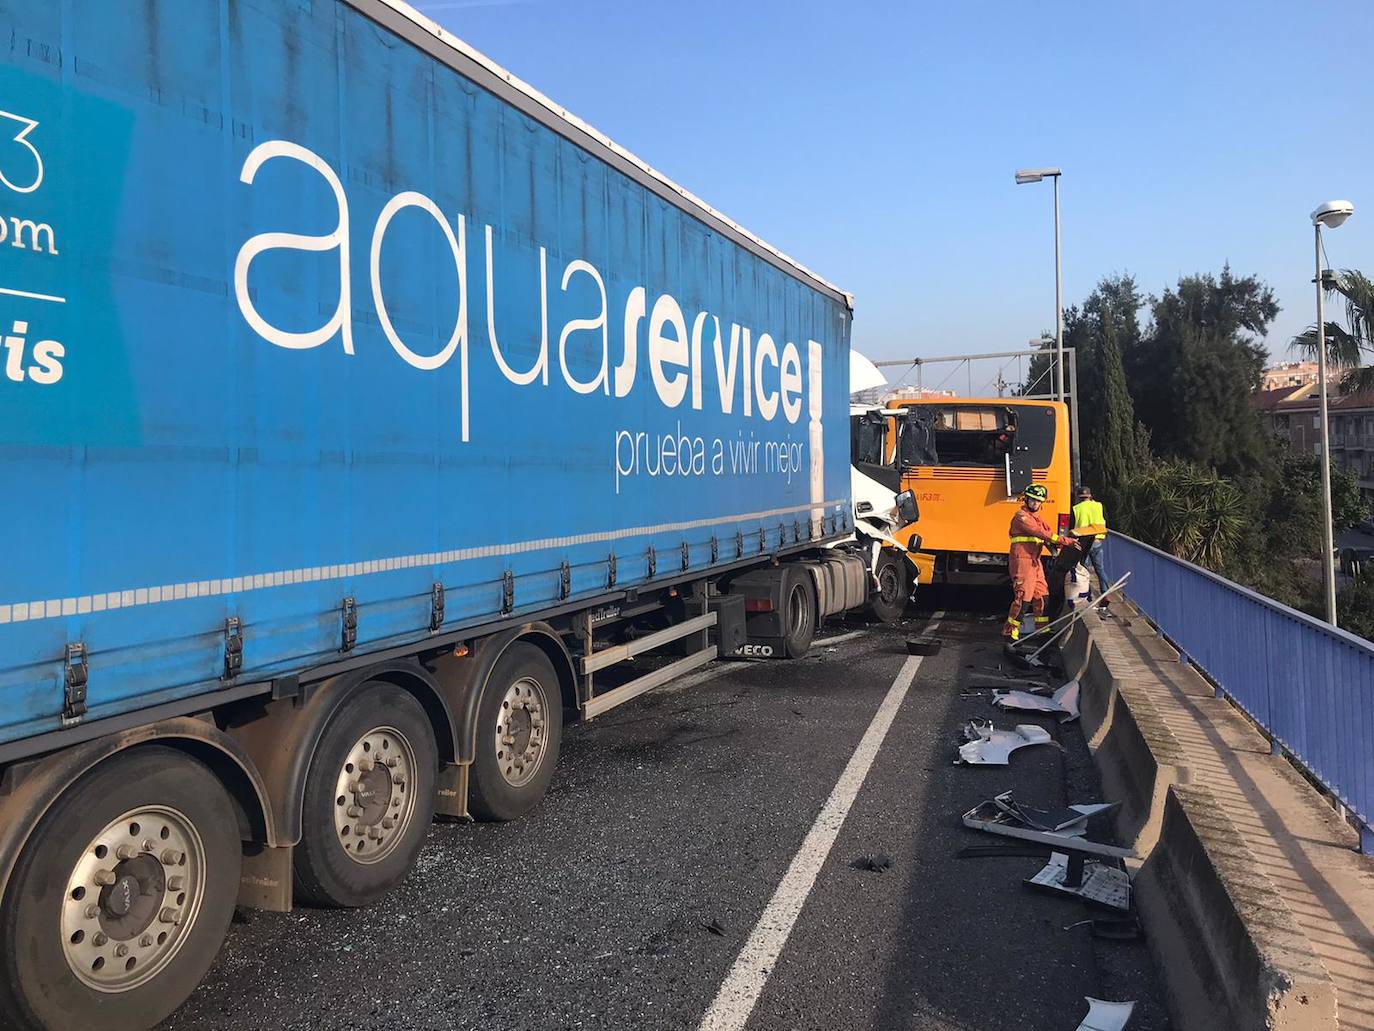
[697,613,944,1031]
[0,285,65,303]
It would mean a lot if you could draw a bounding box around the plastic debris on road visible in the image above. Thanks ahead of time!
[1026,851,1131,911]
[961,792,1132,859]
[969,672,1053,693]
[955,719,1057,765]
[905,636,941,655]
[1075,996,1136,1030]
[992,678,1080,722]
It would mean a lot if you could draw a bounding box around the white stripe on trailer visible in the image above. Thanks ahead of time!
[0,499,848,625]
[0,286,65,303]
[697,613,944,1031]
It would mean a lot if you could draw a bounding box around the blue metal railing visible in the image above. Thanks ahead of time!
[1103,533,1374,854]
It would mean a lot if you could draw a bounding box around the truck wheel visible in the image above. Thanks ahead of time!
[469,643,564,822]
[0,747,240,1031]
[293,684,438,908]
[869,551,909,624]
[780,572,816,658]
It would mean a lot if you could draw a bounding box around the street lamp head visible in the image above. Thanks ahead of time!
[1015,167,1061,184]
[1311,200,1354,229]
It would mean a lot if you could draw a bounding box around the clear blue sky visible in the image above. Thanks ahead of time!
[414,0,1373,368]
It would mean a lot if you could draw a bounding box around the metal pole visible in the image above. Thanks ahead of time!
[1054,174,1064,402]
[876,346,1077,367]
[1067,346,1082,488]
[1316,223,1337,626]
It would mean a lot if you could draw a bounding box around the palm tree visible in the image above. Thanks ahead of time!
[1291,269,1374,391]
[1116,460,1246,569]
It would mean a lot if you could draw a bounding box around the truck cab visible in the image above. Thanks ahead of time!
[845,353,923,621]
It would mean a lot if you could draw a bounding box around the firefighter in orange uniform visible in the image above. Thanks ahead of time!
[1004,484,1078,640]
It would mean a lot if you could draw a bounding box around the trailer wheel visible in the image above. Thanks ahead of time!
[469,643,563,822]
[0,747,240,1031]
[293,683,438,908]
[781,572,817,658]
[869,550,909,624]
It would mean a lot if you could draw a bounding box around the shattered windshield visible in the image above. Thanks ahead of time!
[900,403,1055,469]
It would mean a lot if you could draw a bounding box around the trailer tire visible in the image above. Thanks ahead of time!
[781,571,817,658]
[469,644,563,822]
[868,550,909,624]
[0,747,240,1031]
[293,684,438,909]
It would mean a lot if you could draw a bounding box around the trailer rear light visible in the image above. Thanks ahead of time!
[744,597,774,612]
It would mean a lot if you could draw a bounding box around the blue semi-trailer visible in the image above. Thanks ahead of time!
[0,2,919,1026]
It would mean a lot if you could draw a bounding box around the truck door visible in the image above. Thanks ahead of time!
[851,412,900,492]
[1002,408,1034,496]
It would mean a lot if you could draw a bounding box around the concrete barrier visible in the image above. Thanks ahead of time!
[1068,618,1189,856]
[1134,785,1337,1030]
[1072,614,1339,1030]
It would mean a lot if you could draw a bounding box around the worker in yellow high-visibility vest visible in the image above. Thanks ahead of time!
[1071,485,1109,605]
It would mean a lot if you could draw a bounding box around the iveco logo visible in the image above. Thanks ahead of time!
[736,643,774,657]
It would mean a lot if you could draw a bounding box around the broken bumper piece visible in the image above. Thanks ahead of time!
[1075,996,1136,1030]
[992,678,1080,722]
[954,719,1056,765]
[1026,851,1131,912]
[961,792,1132,859]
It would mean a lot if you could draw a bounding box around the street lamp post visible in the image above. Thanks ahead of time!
[1015,168,1064,402]
[1312,199,1355,626]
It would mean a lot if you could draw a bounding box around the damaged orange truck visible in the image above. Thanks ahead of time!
[888,399,1073,585]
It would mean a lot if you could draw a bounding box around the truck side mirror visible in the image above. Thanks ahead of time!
[896,489,919,526]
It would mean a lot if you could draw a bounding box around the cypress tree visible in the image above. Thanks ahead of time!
[1092,301,1150,509]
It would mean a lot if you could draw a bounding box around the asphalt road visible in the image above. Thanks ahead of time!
[164,596,1169,1031]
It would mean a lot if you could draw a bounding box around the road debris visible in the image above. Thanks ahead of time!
[703,918,729,938]
[992,678,1080,722]
[1075,996,1136,1030]
[905,636,941,655]
[961,792,1130,858]
[969,672,1053,692]
[1026,851,1131,912]
[954,720,1058,765]
[850,853,893,873]
[1089,917,1142,941]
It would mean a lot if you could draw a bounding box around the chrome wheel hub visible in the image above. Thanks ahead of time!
[494,677,547,788]
[333,726,417,865]
[61,806,205,992]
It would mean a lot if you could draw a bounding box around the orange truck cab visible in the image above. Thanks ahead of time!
[888,399,1072,585]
